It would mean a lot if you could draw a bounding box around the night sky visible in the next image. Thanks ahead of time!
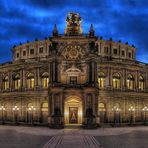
[0,0,148,63]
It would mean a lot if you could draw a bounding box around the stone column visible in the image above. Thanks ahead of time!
[83,93,86,117]
[51,94,54,115]
[60,93,64,116]
[34,69,37,87]
[20,69,23,88]
[89,61,92,83]
[136,71,139,90]
[86,62,90,83]
[51,61,58,83]
[106,67,111,88]
[94,62,98,85]
[92,62,95,83]
[9,71,12,89]
[48,92,53,124]
[95,94,100,124]
[22,69,26,88]
[37,68,41,87]
[49,63,52,83]
[123,69,127,89]
[55,61,58,83]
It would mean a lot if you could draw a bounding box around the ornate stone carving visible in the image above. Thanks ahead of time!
[62,45,85,60]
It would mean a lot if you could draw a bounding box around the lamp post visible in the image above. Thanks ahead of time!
[28,106,36,125]
[0,106,6,124]
[128,106,135,125]
[112,106,121,126]
[142,106,148,125]
[12,106,19,124]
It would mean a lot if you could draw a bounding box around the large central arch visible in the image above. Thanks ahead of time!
[64,96,82,124]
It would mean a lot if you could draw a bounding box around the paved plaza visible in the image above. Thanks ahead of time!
[0,125,148,148]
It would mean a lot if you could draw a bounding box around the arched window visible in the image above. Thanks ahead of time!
[112,73,121,89]
[3,76,9,90]
[139,76,144,90]
[27,73,34,88]
[41,72,49,88]
[98,72,106,88]
[13,74,20,89]
[127,74,134,90]
[99,103,106,111]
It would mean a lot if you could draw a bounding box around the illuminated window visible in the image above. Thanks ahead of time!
[99,103,106,111]
[98,72,106,88]
[13,74,20,89]
[113,73,121,89]
[139,76,144,90]
[27,73,35,88]
[42,102,48,108]
[42,72,49,88]
[127,74,134,90]
[3,76,9,90]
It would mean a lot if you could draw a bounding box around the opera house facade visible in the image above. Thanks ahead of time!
[0,13,148,128]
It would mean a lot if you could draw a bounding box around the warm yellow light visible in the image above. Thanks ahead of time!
[64,111,68,116]
[78,111,82,116]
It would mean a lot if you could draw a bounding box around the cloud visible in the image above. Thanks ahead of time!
[0,0,148,63]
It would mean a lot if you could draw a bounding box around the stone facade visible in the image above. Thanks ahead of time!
[0,13,148,128]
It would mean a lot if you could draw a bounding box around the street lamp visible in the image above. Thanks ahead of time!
[112,106,121,126]
[0,106,6,124]
[12,106,19,124]
[142,106,148,125]
[28,106,36,124]
[128,106,135,125]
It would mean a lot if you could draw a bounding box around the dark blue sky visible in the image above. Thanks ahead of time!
[0,0,148,63]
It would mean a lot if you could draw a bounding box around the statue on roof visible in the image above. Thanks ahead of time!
[65,12,83,36]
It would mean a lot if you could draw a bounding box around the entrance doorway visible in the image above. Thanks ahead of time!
[64,96,82,124]
[69,107,78,124]
[41,102,48,123]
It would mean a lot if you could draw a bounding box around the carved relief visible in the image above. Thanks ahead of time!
[62,45,85,60]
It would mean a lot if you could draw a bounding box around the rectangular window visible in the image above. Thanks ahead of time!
[16,53,19,58]
[30,49,34,55]
[39,47,44,54]
[122,50,125,56]
[104,47,108,54]
[113,48,118,55]
[129,52,132,58]
[70,76,77,84]
[23,51,26,56]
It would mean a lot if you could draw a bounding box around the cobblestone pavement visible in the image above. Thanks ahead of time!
[0,125,148,148]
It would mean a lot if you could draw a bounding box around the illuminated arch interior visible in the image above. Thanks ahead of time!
[64,96,82,124]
